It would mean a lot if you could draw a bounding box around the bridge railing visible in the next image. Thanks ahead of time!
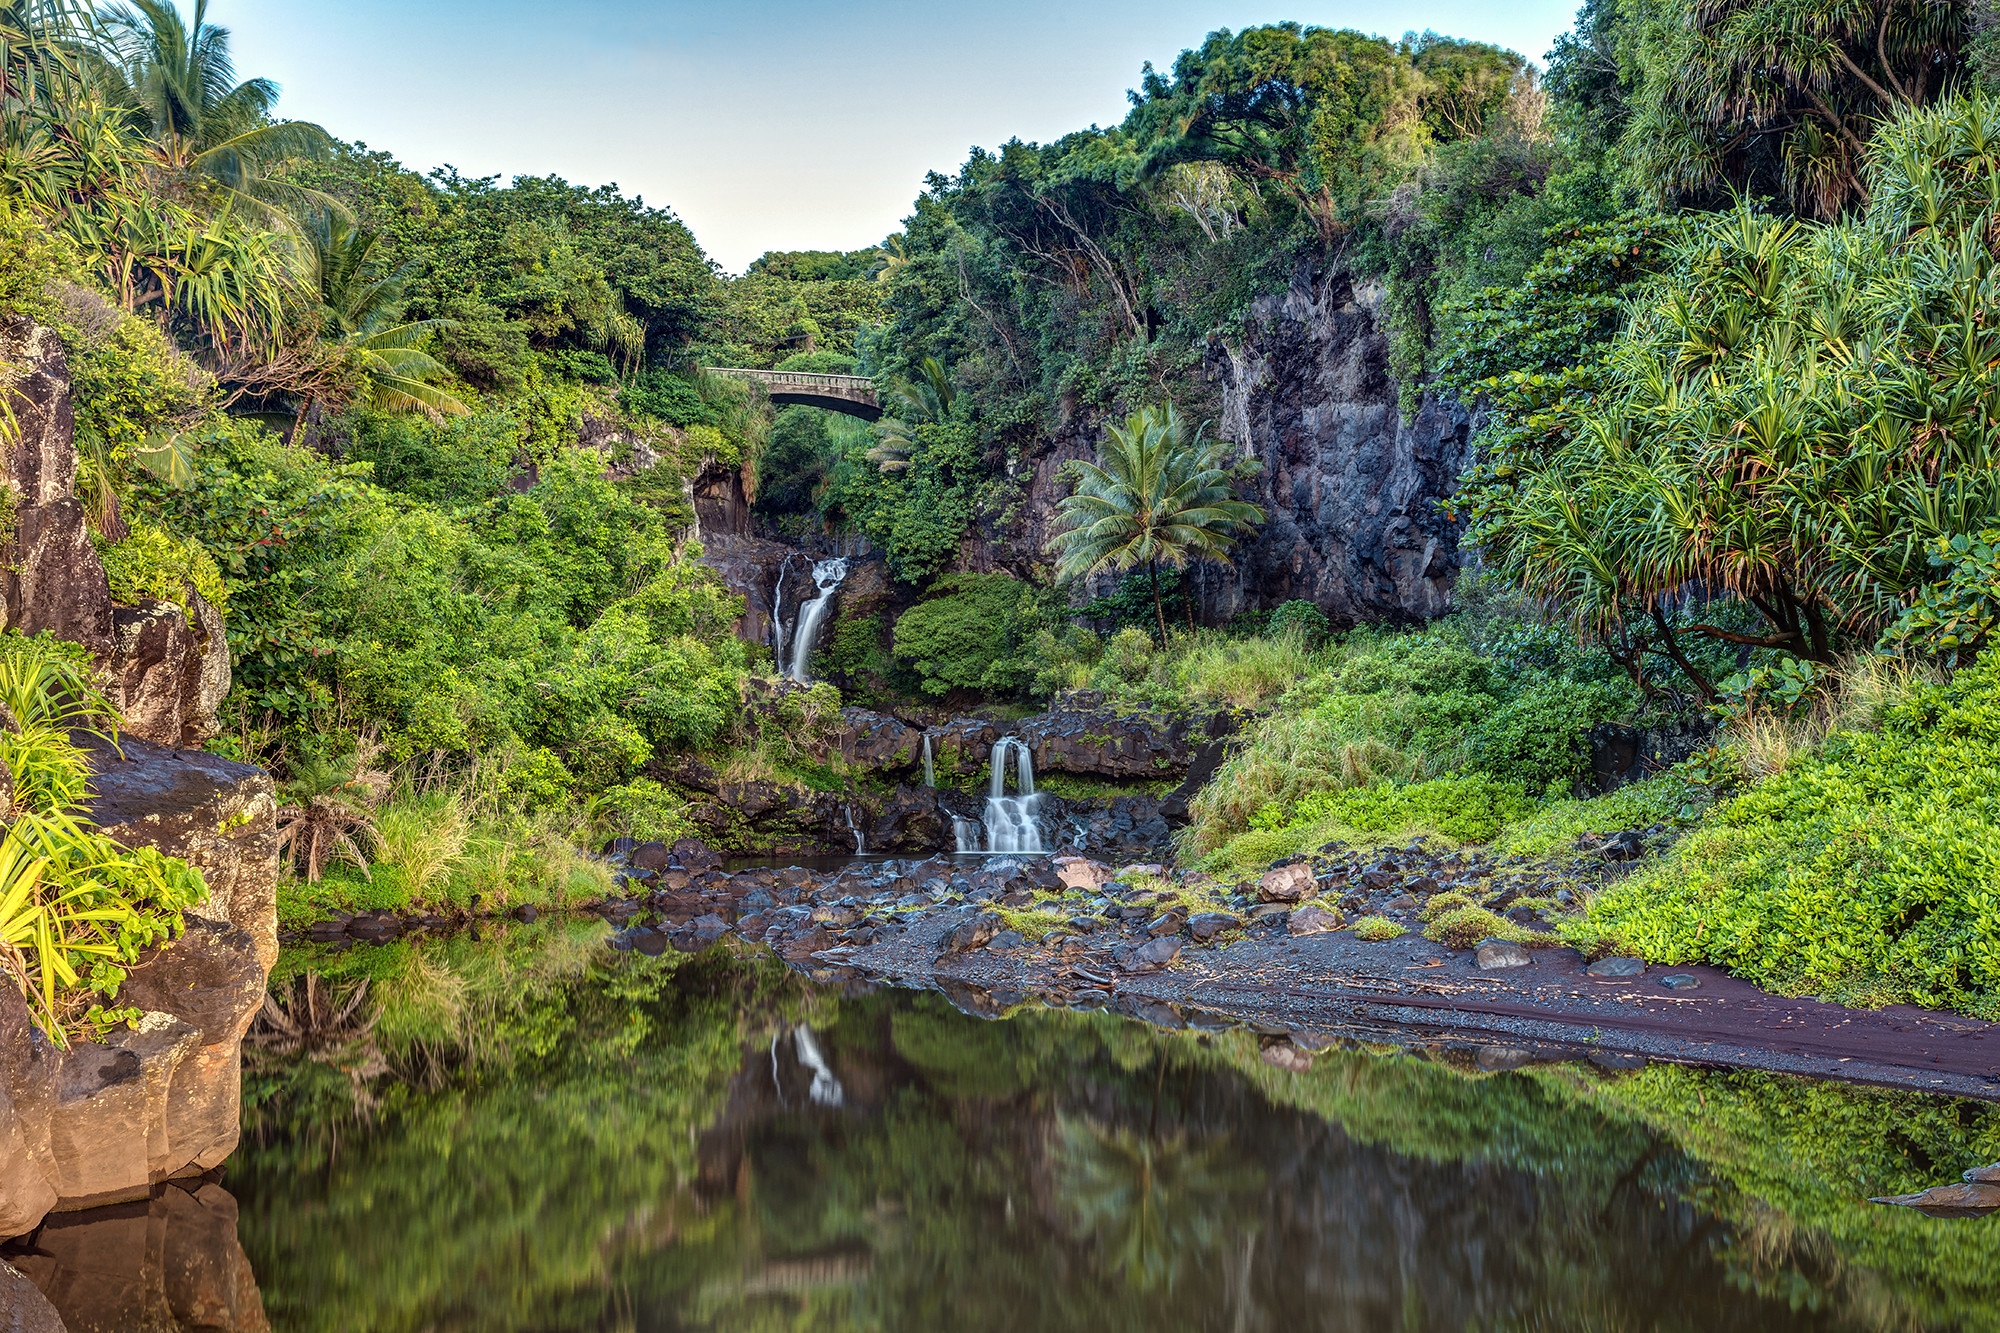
[707,368,878,393]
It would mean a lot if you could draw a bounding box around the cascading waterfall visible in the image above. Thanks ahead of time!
[920,734,935,788]
[786,557,848,682]
[953,736,1044,854]
[844,803,866,854]
[769,560,791,666]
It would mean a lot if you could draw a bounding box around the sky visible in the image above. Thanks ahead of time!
[228,0,1584,273]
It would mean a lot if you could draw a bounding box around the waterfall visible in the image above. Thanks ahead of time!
[978,737,1044,854]
[793,1024,844,1107]
[844,803,866,854]
[770,560,790,665]
[920,734,935,788]
[786,557,848,682]
[951,813,982,854]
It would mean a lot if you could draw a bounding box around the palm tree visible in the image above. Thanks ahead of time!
[1046,403,1265,641]
[89,0,334,218]
[275,756,380,882]
[300,210,467,420]
[867,355,954,472]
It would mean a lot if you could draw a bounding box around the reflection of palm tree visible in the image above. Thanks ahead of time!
[1056,1113,1263,1294]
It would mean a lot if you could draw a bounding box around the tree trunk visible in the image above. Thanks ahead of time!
[1148,559,1168,643]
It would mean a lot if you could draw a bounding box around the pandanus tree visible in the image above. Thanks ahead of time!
[1046,403,1265,641]
[1468,94,2000,699]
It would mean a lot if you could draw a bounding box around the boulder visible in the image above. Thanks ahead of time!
[1257,862,1315,904]
[112,916,265,1174]
[47,1013,202,1210]
[1053,857,1113,891]
[1259,1040,1313,1072]
[832,708,922,771]
[1287,904,1342,936]
[866,785,946,854]
[1121,936,1181,972]
[1475,939,1533,970]
[1586,956,1645,978]
[1870,1181,2000,1219]
[0,320,112,660]
[0,987,59,1241]
[108,600,192,747]
[82,735,280,972]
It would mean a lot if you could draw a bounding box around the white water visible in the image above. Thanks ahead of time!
[954,736,1044,854]
[786,557,848,682]
[793,1024,844,1107]
[920,734,935,788]
[770,561,791,665]
[844,804,866,854]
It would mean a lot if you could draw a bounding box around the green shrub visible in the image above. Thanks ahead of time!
[373,792,471,903]
[1295,774,1537,846]
[97,519,228,619]
[1267,599,1331,643]
[1425,905,1533,949]
[1468,678,1627,792]
[1493,777,1694,857]
[892,572,1040,698]
[1575,652,2000,1015]
[1352,915,1406,941]
[588,778,695,845]
[1103,626,1155,682]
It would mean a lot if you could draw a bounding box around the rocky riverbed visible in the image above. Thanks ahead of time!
[283,833,2000,1102]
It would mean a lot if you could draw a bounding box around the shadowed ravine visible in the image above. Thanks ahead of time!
[177,925,2000,1331]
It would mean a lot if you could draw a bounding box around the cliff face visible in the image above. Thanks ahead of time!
[1199,265,1475,625]
[958,263,1475,627]
[0,323,280,1250]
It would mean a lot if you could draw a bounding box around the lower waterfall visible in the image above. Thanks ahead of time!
[954,736,1043,853]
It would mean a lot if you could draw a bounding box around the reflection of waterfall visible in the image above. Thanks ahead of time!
[954,737,1043,854]
[793,1024,844,1107]
[787,558,848,682]
[920,734,935,789]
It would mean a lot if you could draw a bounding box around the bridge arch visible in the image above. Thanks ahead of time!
[707,368,881,421]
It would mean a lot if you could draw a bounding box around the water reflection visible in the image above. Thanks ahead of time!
[22,919,2000,1331]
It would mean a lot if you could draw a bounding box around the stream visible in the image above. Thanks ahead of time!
[33,917,1995,1331]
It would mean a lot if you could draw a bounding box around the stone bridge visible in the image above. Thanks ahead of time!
[708,368,881,421]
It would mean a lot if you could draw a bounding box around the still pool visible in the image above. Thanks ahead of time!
[27,916,2000,1331]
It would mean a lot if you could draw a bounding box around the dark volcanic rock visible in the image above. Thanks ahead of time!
[1587,956,1646,978]
[1187,912,1239,941]
[1199,265,1473,624]
[82,733,279,972]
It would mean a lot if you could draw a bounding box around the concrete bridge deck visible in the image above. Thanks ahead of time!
[708,368,881,421]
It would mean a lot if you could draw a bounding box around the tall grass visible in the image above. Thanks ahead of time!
[373,791,471,903]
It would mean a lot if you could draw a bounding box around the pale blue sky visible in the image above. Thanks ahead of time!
[227,1,1584,272]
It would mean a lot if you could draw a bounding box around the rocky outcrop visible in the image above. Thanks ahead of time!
[0,738,278,1241]
[0,911,266,1235]
[0,319,231,745]
[9,1180,269,1333]
[83,735,279,972]
[0,1259,64,1333]
[1199,266,1475,625]
[107,596,231,751]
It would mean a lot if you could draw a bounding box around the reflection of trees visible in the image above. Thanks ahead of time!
[233,945,2000,1333]
[1056,1114,1263,1295]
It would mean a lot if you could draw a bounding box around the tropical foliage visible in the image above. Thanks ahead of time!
[1047,404,1265,641]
